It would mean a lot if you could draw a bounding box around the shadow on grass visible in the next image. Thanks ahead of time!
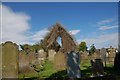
[45,70,68,80]
[104,66,114,75]
[20,67,117,80]
[81,66,92,77]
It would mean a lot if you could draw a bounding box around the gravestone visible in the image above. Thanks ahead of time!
[100,48,107,66]
[80,51,88,63]
[38,49,47,63]
[108,47,116,64]
[91,59,104,77]
[27,52,37,65]
[67,51,81,78]
[94,49,101,59]
[2,41,18,78]
[19,50,30,73]
[19,51,36,73]
[48,49,56,63]
[54,51,66,70]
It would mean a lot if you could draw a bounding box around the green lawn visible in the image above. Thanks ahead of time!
[19,59,115,79]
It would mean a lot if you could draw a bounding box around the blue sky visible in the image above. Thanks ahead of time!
[1,2,119,49]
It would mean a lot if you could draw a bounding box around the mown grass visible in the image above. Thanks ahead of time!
[18,59,116,79]
[18,60,57,78]
[38,60,57,78]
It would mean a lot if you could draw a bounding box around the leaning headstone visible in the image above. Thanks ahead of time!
[91,59,104,77]
[2,41,18,78]
[48,49,56,63]
[54,51,66,70]
[67,51,81,78]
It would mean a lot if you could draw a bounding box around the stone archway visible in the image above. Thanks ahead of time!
[42,23,76,53]
[42,23,81,78]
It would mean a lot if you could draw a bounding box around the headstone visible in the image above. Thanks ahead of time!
[48,49,56,63]
[19,51,36,73]
[80,51,88,63]
[38,49,47,63]
[54,51,66,70]
[94,49,101,59]
[67,51,81,78]
[19,51,30,73]
[91,59,104,77]
[108,47,116,64]
[27,52,37,65]
[2,41,18,78]
[100,48,107,65]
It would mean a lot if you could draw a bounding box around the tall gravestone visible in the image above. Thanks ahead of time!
[54,51,66,70]
[2,41,18,78]
[67,51,81,78]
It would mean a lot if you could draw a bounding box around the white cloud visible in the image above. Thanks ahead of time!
[78,32,118,48]
[98,18,113,25]
[69,30,80,35]
[30,28,49,42]
[1,4,80,45]
[99,25,118,30]
[1,5,31,44]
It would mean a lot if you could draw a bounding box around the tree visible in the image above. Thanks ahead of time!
[89,44,96,55]
[78,42,87,52]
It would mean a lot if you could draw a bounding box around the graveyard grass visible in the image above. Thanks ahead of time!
[18,59,114,78]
